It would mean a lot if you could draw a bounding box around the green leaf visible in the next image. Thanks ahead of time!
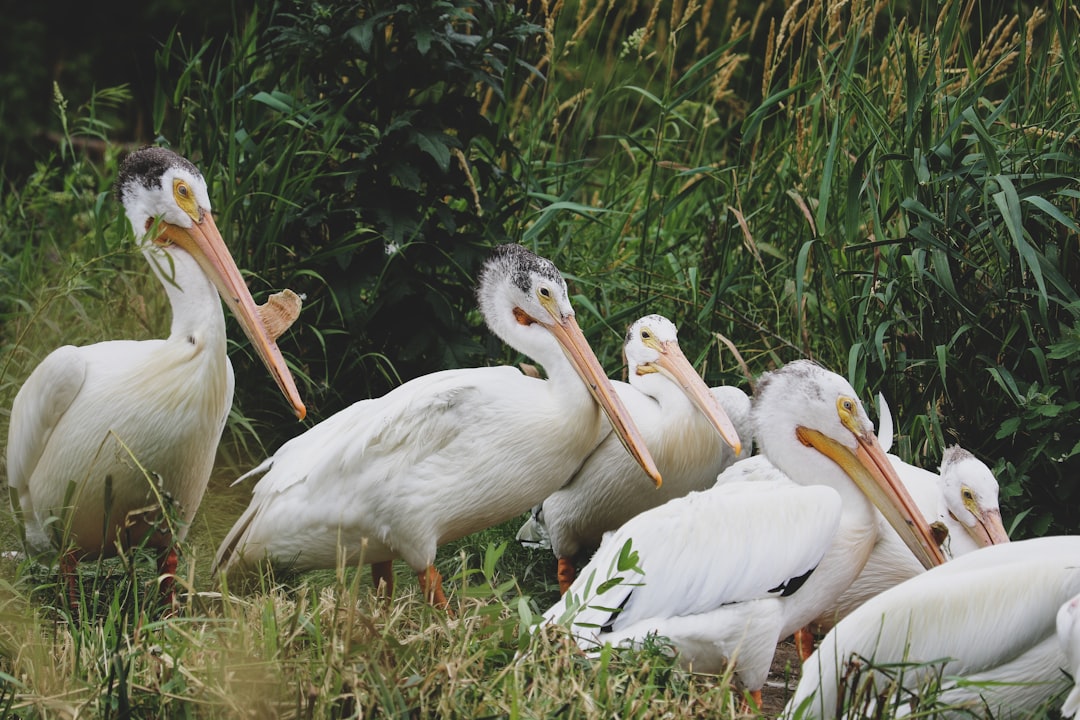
[412,130,452,171]
[961,106,1001,175]
[1023,195,1080,233]
[616,539,642,574]
[252,90,295,114]
[935,344,948,384]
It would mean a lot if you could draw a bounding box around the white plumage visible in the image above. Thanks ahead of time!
[213,243,662,605]
[1057,592,1080,718]
[7,146,305,603]
[788,536,1080,719]
[526,314,749,592]
[877,394,1009,553]
[542,360,945,701]
[807,440,1009,635]
[935,444,1009,551]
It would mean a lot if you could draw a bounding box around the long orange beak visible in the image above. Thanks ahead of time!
[958,507,1010,547]
[797,426,946,569]
[545,313,662,487]
[650,340,742,455]
[162,213,307,420]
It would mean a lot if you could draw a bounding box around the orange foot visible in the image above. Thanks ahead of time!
[739,688,763,715]
[60,549,80,614]
[557,557,576,595]
[794,626,817,662]
[419,565,449,609]
[157,546,179,615]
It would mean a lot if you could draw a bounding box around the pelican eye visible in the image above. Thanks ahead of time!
[538,286,552,298]
[639,327,664,352]
[836,396,862,434]
[173,177,200,220]
[962,488,975,501]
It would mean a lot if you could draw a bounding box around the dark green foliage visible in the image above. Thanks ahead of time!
[0,0,246,179]
[152,1,544,425]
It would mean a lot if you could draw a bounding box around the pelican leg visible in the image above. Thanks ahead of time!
[60,549,80,612]
[557,557,576,595]
[794,626,817,662]
[418,565,448,608]
[372,561,395,597]
[738,688,763,714]
[157,547,178,611]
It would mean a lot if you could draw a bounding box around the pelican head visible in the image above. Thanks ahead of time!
[754,360,947,569]
[477,243,661,486]
[624,314,741,454]
[939,445,1009,546]
[115,146,306,420]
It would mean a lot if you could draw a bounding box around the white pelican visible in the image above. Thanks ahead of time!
[935,444,1010,551]
[876,394,1009,553]
[7,146,306,605]
[796,440,1009,654]
[1058,592,1080,717]
[523,314,748,593]
[542,360,945,706]
[213,243,668,606]
[787,536,1080,719]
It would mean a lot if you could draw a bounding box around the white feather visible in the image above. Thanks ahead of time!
[788,536,1080,719]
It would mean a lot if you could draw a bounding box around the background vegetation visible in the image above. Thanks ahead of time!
[0,0,1077,717]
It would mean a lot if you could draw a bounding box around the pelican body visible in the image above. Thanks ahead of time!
[788,536,1080,719]
[542,360,945,701]
[1058,593,1080,717]
[7,146,305,602]
[876,395,1009,554]
[533,314,749,592]
[213,243,669,605]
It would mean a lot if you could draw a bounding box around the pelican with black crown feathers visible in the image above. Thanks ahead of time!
[7,146,306,605]
[787,535,1080,719]
[542,360,945,707]
[213,243,670,606]
[529,314,749,593]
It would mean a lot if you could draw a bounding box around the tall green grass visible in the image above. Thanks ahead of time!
[0,0,1077,717]
[505,0,1080,536]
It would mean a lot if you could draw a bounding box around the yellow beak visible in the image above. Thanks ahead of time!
[546,313,662,487]
[161,212,307,420]
[959,507,1010,547]
[796,426,947,569]
[651,340,742,455]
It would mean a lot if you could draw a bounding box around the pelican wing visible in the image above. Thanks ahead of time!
[214,365,529,572]
[791,536,1080,718]
[234,366,522,489]
[547,479,843,637]
[7,346,87,541]
[1059,594,1080,718]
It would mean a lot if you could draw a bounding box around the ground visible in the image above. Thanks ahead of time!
[761,637,802,716]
